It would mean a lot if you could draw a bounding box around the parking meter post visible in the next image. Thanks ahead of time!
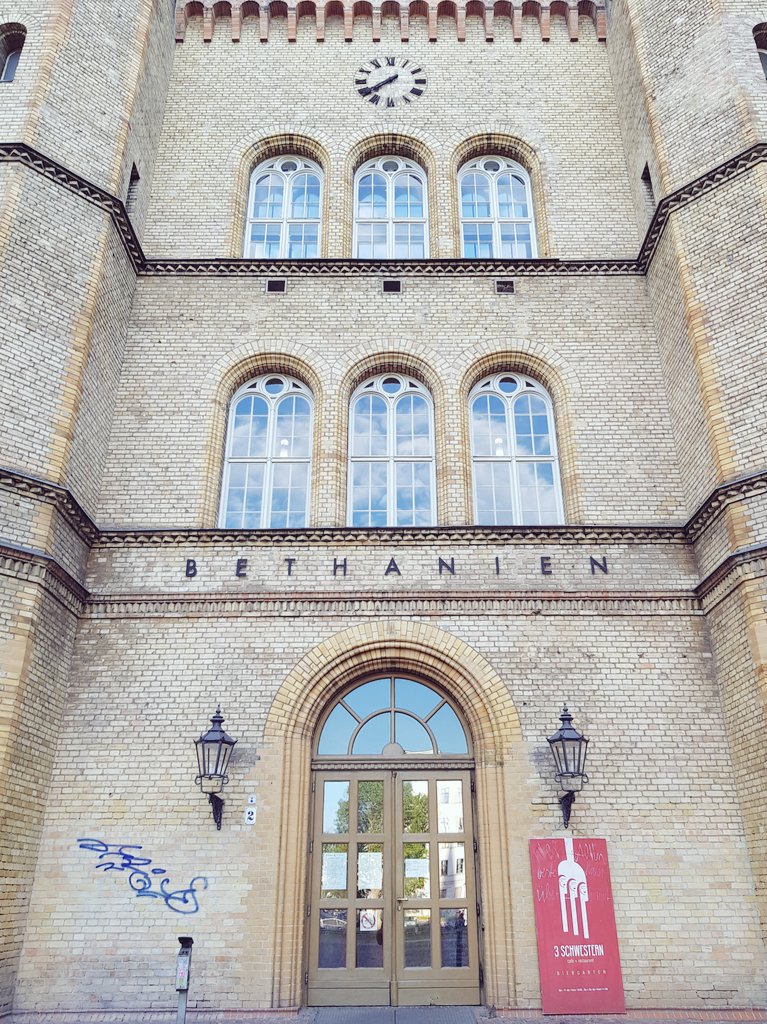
[175,937,194,1024]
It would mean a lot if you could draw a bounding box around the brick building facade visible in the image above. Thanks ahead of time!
[1,0,767,1016]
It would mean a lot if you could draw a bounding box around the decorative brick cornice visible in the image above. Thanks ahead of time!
[173,0,606,45]
[637,143,767,272]
[2,141,765,279]
[697,544,767,611]
[686,467,767,543]
[94,522,685,545]
[0,143,143,272]
[0,465,98,544]
[84,590,700,617]
[0,543,87,615]
[142,256,641,276]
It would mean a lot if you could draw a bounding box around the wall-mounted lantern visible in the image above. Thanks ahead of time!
[547,705,589,828]
[194,707,237,830]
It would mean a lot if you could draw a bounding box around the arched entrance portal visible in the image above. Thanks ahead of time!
[307,676,481,1007]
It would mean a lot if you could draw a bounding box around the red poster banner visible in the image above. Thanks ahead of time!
[529,838,625,1015]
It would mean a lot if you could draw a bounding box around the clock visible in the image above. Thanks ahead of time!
[355,57,427,107]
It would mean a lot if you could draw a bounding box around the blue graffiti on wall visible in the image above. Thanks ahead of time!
[77,839,208,914]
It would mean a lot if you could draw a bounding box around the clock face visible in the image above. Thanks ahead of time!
[355,57,427,107]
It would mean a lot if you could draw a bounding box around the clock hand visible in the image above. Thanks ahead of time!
[370,73,399,92]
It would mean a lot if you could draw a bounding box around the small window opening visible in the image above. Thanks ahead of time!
[266,279,286,293]
[759,50,767,78]
[495,280,515,295]
[126,164,140,218]
[382,279,401,294]
[0,25,26,83]
[641,163,656,216]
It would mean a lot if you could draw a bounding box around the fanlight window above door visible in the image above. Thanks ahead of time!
[316,677,470,757]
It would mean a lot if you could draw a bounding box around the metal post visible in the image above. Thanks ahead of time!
[175,936,194,1024]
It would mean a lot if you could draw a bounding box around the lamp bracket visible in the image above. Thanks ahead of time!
[209,792,224,830]
[559,790,576,828]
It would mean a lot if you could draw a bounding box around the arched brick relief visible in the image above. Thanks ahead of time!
[175,0,605,42]
[447,130,552,258]
[577,0,605,40]
[198,349,329,526]
[754,23,767,50]
[340,129,441,256]
[264,620,522,753]
[550,0,577,40]
[260,622,523,1007]
[460,346,586,522]
[225,129,334,257]
[175,1,204,40]
[334,352,446,525]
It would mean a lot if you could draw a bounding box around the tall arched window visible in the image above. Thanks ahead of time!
[348,375,435,527]
[354,157,429,259]
[470,373,563,525]
[459,157,536,259]
[244,156,322,258]
[0,25,25,83]
[220,374,313,529]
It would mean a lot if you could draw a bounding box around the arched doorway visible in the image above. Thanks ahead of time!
[306,676,481,1007]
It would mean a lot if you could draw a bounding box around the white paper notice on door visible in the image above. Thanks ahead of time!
[322,851,347,890]
[405,858,429,878]
[358,851,383,890]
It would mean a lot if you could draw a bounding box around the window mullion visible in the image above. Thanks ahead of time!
[262,398,276,529]
[508,396,522,525]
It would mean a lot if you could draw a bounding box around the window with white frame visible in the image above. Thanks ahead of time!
[354,157,429,259]
[470,373,563,525]
[348,375,435,526]
[220,375,313,529]
[459,157,536,259]
[243,156,322,259]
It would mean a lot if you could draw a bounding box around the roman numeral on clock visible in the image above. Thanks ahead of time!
[386,56,396,65]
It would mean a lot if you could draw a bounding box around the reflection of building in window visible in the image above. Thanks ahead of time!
[244,156,322,258]
[354,157,428,258]
[220,375,313,528]
[470,372,563,525]
[459,156,536,258]
[348,375,435,527]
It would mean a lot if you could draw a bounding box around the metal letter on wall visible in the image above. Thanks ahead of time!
[529,837,625,1015]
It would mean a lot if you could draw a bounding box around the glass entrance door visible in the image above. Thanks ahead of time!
[307,769,480,1006]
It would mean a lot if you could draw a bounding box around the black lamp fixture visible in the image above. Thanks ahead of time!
[547,705,589,828]
[194,706,237,830]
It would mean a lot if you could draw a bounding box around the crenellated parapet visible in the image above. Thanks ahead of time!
[174,0,606,44]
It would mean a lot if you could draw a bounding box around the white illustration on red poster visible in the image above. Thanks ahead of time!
[558,836,589,939]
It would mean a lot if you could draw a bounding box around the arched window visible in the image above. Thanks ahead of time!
[220,374,313,529]
[469,373,563,525]
[244,156,322,258]
[316,677,470,757]
[0,25,25,83]
[459,157,536,259]
[354,157,429,259]
[348,374,435,527]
